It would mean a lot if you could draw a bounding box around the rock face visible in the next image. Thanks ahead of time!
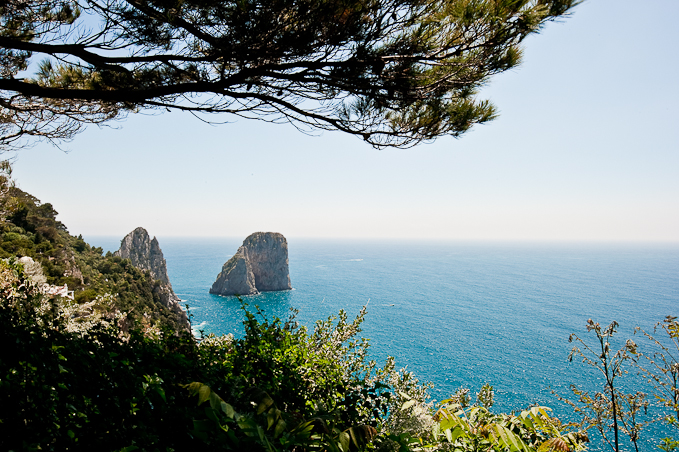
[115,227,189,330]
[210,246,258,296]
[210,232,291,296]
[115,227,170,284]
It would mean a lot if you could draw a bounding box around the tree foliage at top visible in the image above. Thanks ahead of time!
[1,0,578,150]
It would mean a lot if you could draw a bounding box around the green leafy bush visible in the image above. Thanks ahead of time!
[0,261,433,451]
[432,386,587,452]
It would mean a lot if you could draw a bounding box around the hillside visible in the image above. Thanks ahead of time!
[0,187,188,332]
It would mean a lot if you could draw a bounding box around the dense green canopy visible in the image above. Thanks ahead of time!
[0,0,578,150]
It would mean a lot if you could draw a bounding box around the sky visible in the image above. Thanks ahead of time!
[9,0,679,241]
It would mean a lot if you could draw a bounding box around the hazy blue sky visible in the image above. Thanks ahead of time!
[10,0,679,241]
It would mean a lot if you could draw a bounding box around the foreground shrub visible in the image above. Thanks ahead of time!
[1,259,587,451]
[0,260,433,451]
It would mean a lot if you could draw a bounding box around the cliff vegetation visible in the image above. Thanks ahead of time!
[0,179,188,332]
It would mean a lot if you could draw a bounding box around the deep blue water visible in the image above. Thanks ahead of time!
[90,237,679,448]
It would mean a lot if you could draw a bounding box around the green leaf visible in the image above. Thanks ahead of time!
[154,386,166,402]
[291,420,314,438]
[237,417,258,436]
[339,431,350,452]
[439,414,463,432]
[492,425,528,452]
[256,424,267,444]
[221,401,235,419]
[449,426,464,442]
[536,406,552,418]
[267,408,276,429]
[184,382,202,396]
[209,391,223,411]
[205,406,219,423]
[346,425,376,448]
[198,384,211,405]
[256,394,274,415]
[520,414,535,431]
[274,419,286,438]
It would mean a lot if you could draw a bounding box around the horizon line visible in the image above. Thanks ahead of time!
[82,235,679,244]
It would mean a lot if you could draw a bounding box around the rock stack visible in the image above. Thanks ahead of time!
[115,227,171,284]
[210,232,291,296]
[115,227,190,329]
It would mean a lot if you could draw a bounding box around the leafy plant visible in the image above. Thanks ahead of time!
[183,381,379,452]
[0,263,429,452]
[434,385,586,452]
[557,319,652,452]
[632,315,679,449]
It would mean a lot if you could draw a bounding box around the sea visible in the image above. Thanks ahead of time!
[89,237,679,449]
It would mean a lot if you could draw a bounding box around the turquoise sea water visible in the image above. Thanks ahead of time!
[91,237,679,448]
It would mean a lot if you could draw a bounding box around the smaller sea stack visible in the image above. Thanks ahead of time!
[210,232,291,296]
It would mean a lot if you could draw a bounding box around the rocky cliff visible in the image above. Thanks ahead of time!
[115,227,170,284]
[115,228,190,329]
[210,232,291,296]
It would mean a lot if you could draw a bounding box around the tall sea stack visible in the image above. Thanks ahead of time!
[115,227,190,329]
[210,232,291,296]
[115,227,170,284]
